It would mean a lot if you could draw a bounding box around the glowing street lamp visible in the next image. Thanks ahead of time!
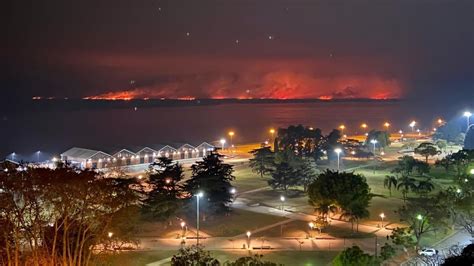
[361,123,368,131]
[416,214,423,221]
[108,232,113,238]
[228,131,235,148]
[370,139,378,153]
[437,118,444,125]
[383,122,390,130]
[470,169,474,175]
[10,152,16,161]
[308,222,315,238]
[280,196,285,211]
[409,121,416,132]
[246,231,252,249]
[220,139,226,151]
[334,148,342,171]
[379,213,386,227]
[339,125,345,135]
[36,151,41,162]
[195,192,204,245]
[269,128,275,139]
[464,111,472,131]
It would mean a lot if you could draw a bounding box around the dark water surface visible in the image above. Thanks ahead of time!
[1,101,444,159]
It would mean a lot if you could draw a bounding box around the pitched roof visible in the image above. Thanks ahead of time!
[61,147,106,160]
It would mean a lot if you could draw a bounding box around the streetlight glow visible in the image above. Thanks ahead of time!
[220,138,226,150]
[335,148,342,170]
[416,214,423,220]
[384,122,390,128]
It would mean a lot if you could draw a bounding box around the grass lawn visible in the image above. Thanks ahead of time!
[419,227,454,247]
[232,164,270,192]
[197,209,288,237]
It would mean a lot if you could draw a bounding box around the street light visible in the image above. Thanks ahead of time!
[36,151,41,162]
[470,169,474,175]
[220,139,226,151]
[230,188,236,194]
[308,222,315,238]
[383,122,390,130]
[228,131,235,148]
[463,111,472,131]
[370,139,378,154]
[409,121,416,132]
[280,196,285,211]
[246,231,252,249]
[334,148,342,171]
[269,128,275,139]
[196,192,203,245]
[379,213,385,227]
[11,152,16,161]
[108,232,113,238]
[416,214,423,220]
[361,123,368,131]
[339,125,345,135]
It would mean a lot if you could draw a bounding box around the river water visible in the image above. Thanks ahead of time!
[1,101,444,160]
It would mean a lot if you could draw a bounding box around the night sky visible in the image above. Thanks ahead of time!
[3,0,474,104]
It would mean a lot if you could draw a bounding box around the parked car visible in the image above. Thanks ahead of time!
[418,248,438,256]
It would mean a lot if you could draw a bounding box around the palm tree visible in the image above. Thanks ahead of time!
[384,175,398,197]
[397,176,417,203]
[414,178,435,198]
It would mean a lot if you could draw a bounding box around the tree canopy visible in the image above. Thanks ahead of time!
[184,152,235,213]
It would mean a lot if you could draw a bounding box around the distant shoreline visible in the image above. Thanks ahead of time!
[4,98,401,113]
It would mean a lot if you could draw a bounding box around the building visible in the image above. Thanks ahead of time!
[60,142,215,170]
[60,147,113,169]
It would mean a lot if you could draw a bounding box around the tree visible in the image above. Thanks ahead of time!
[465,126,474,149]
[366,130,391,150]
[414,142,440,163]
[390,227,416,250]
[274,125,324,160]
[380,243,396,261]
[413,160,430,176]
[268,161,299,193]
[299,157,319,192]
[442,243,474,266]
[249,146,275,178]
[171,245,219,266]
[414,178,435,198]
[307,170,372,232]
[384,175,398,197]
[0,165,142,265]
[227,254,278,266]
[392,156,417,177]
[396,175,417,203]
[184,152,235,213]
[435,139,448,153]
[397,198,448,247]
[142,157,184,221]
[333,245,379,266]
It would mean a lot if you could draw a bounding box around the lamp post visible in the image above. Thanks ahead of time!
[384,122,390,131]
[464,111,472,132]
[36,151,41,162]
[409,121,416,132]
[334,148,342,171]
[220,139,226,151]
[246,231,251,249]
[308,222,314,238]
[339,125,345,135]
[379,213,385,227]
[361,123,368,133]
[280,196,285,211]
[11,152,16,161]
[196,192,203,245]
[370,139,378,154]
[228,131,235,149]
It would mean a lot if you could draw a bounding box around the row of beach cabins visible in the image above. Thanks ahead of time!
[60,142,216,170]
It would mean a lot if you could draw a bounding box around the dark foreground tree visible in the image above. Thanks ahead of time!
[0,165,142,265]
[249,146,275,178]
[142,157,184,221]
[333,245,379,266]
[442,244,474,266]
[184,152,235,213]
[171,245,219,266]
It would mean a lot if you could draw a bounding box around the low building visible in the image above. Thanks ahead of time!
[61,147,113,169]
